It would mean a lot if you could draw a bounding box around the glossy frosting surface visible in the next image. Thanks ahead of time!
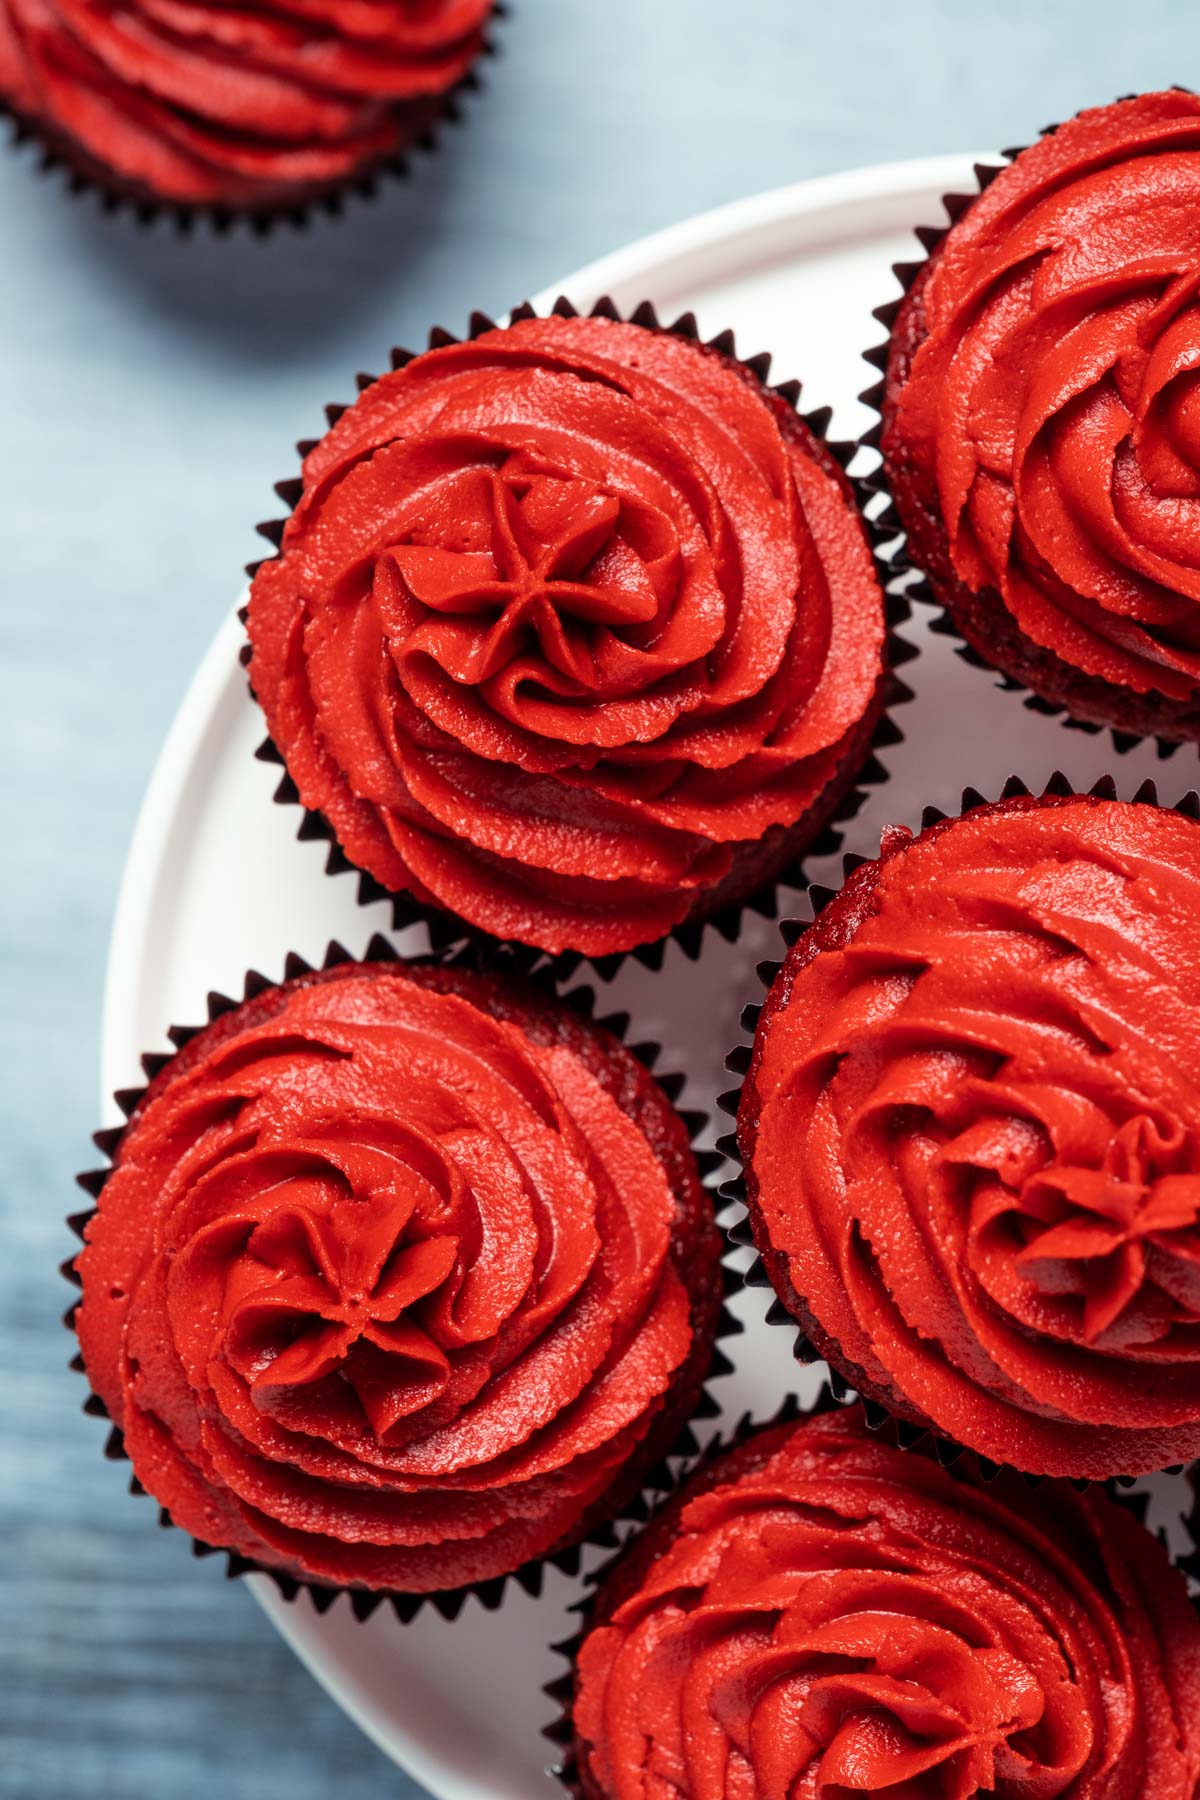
[573,1410,1200,1800]
[77,962,713,1591]
[247,314,885,955]
[0,0,489,205]
[887,91,1200,699]
[743,795,1200,1476]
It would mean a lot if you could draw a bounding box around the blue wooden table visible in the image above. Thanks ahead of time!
[4,3,1197,1794]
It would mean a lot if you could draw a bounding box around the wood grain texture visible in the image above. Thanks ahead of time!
[4,3,1199,1794]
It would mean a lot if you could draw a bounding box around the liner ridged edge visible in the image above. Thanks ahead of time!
[538,1385,1198,1799]
[856,104,1194,761]
[0,2,505,235]
[540,1386,835,1797]
[66,928,740,1626]
[717,770,1200,1493]
[242,292,916,983]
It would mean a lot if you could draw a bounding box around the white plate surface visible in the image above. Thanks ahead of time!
[101,156,1195,1800]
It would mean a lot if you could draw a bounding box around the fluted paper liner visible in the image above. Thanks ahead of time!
[1,5,503,234]
[718,771,1200,1492]
[242,293,916,982]
[539,1382,1199,1799]
[66,931,739,1625]
[857,103,1193,760]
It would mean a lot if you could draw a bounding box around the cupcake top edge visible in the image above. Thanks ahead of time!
[0,0,495,212]
[246,308,888,959]
[75,954,722,1594]
[739,791,1200,1479]
[880,88,1200,732]
[571,1404,1200,1800]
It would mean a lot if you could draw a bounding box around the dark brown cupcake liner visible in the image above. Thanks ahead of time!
[539,1382,1198,1800]
[242,292,916,984]
[66,929,741,1625]
[1,4,504,234]
[857,114,1191,763]
[541,1385,839,1798]
[717,769,1200,1493]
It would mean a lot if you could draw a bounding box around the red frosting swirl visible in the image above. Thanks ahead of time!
[885,91,1200,723]
[572,1409,1200,1800]
[0,0,490,207]
[76,960,721,1592]
[246,315,886,956]
[740,794,1200,1478]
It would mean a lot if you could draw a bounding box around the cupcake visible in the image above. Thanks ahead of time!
[72,951,723,1602]
[735,787,1200,1479]
[567,1405,1200,1800]
[879,90,1200,743]
[246,306,891,961]
[0,0,492,218]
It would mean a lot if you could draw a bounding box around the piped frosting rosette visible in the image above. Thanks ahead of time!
[875,90,1200,742]
[0,0,493,216]
[733,784,1200,1480]
[70,948,726,1607]
[247,305,893,961]
[565,1404,1200,1800]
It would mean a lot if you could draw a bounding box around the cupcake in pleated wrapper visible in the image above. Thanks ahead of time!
[67,940,734,1619]
[0,0,497,225]
[244,299,907,970]
[558,1400,1200,1800]
[872,90,1200,749]
[728,778,1200,1482]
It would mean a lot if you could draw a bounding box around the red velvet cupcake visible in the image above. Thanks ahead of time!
[72,952,723,1603]
[736,788,1200,1480]
[246,307,890,960]
[567,1405,1200,1800]
[880,91,1200,743]
[0,0,492,217]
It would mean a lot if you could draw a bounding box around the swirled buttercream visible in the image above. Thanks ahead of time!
[247,314,886,955]
[883,91,1200,736]
[740,794,1200,1477]
[572,1408,1200,1800]
[77,960,721,1591]
[0,0,490,206]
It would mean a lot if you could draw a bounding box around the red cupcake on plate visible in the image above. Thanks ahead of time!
[880,90,1200,743]
[567,1405,1200,1800]
[72,951,724,1606]
[0,0,494,218]
[736,785,1200,1480]
[246,306,894,961]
